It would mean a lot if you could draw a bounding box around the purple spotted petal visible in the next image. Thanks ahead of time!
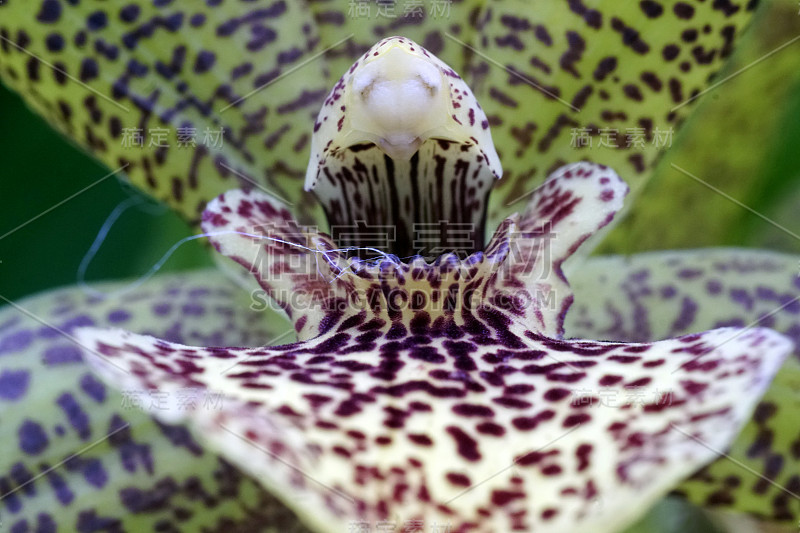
[79,314,790,532]
[568,249,800,522]
[0,271,305,531]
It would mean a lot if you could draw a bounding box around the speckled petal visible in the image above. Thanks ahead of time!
[473,0,760,230]
[79,307,791,533]
[0,0,328,223]
[490,162,628,337]
[200,188,347,341]
[567,249,800,523]
[201,161,626,341]
[0,271,304,532]
[0,2,758,230]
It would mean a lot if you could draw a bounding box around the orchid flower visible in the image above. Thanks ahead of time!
[0,2,799,533]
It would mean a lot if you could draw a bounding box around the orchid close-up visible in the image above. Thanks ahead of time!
[1,1,799,532]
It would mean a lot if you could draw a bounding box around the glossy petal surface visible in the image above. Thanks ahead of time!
[567,249,800,522]
[80,311,790,532]
[80,171,792,532]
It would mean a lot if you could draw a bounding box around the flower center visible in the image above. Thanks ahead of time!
[304,36,502,260]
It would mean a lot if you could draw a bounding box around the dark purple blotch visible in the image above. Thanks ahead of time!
[0,330,34,355]
[107,309,131,323]
[45,468,74,505]
[79,372,106,402]
[18,419,49,455]
[56,393,91,440]
[0,369,30,401]
[43,344,83,365]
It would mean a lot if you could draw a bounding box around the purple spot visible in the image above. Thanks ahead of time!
[660,285,677,299]
[80,373,106,402]
[0,316,21,334]
[60,315,95,333]
[670,296,698,333]
[756,312,776,328]
[194,50,216,73]
[1,477,22,511]
[155,420,204,455]
[107,309,131,323]
[714,318,746,328]
[45,469,73,505]
[120,482,179,513]
[161,322,184,344]
[452,403,494,417]
[730,288,754,311]
[18,420,49,455]
[189,287,210,298]
[76,510,121,531]
[153,302,171,316]
[82,458,108,488]
[35,514,57,533]
[37,0,62,23]
[57,393,91,440]
[630,269,650,283]
[10,462,36,496]
[108,415,154,474]
[780,294,800,314]
[43,344,83,365]
[0,369,30,401]
[190,13,206,27]
[181,303,204,316]
[755,286,777,301]
[678,268,703,279]
[0,330,34,355]
[87,10,108,31]
[38,326,60,339]
[120,5,141,23]
[706,279,723,295]
[785,324,800,358]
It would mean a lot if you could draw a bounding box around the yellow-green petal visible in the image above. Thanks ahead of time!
[473,0,759,228]
[599,0,800,255]
[567,249,800,523]
[0,271,302,531]
[0,0,327,223]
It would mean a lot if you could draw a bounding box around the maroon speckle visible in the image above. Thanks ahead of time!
[446,426,481,461]
[563,413,591,427]
[476,421,505,436]
[447,472,471,486]
[453,403,494,417]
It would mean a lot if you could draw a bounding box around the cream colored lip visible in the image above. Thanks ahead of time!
[347,46,450,161]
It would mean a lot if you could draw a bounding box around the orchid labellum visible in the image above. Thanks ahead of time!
[1,2,798,533]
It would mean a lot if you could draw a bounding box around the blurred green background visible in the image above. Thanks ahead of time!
[1,0,799,303]
[0,82,210,302]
